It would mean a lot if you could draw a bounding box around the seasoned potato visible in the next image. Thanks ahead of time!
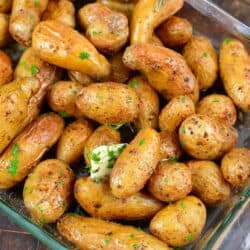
[0,50,13,86]
[187,160,231,206]
[84,125,121,166]
[0,113,64,189]
[0,14,11,47]
[221,147,250,186]
[156,16,192,47]
[130,0,184,44]
[150,34,163,46]
[128,76,159,129]
[76,82,140,125]
[159,95,195,132]
[123,44,199,102]
[110,128,160,198]
[32,20,110,78]
[57,119,93,164]
[23,159,75,224]
[220,38,250,112]
[183,35,218,90]
[150,196,206,247]
[197,94,237,126]
[0,0,12,13]
[67,70,93,86]
[179,114,237,160]
[57,214,171,250]
[74,177,163,220]
[78,3,129,54]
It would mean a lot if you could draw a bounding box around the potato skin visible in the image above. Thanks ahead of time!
[0,50,12,86]
[219,38,250,112]
[0,14,11,47]
[0,113,64,189]
[67,70,92,86]
[221,147,250,186]
[150,196,206,247]
[187,160,231,206]
[0,0,12,13]
[110,128,160,198]
[57,119,93,164]
[23,159,75,224]
[76,82,140,125]
[57,214,171,250]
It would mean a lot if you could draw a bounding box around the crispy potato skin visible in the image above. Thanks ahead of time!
[197,94,237,126]
[221,147,250,186]
[128,76,159,129]
[150,196,206,247]
[187,160,231,206]
[110,128,160,198]
[220,39,250,112]
[0,50,12,86]
[74,177,164,220]
[23,159,75,224]
[130,0,184,44]
[0,14,11,47]
[32,20,111,78]
[57,214,171,250]
[76,82,140,125]
[67,70,93,86]
[78,3,129,54]
[123,44,199,102]
[183,35,218,90]
[0,0,12,13]
[0,113,64,189]
[57,119,93,164]
[159,95,195,132]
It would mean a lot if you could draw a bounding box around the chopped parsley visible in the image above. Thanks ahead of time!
[58,111,71,118]
[92,31,102,36]
[109,124,124,130]
[130,234,135,239]
[30,65,39,77]
[164,178,169,184]
[186,233,194,243]
[79,52,90,60]
[20,60,27,68]
[181,126,186,134]
[104,238,111,245]
[181,96,186,103]
[203,52,208,58]
[129,81,140,88]
[180,201,185,209]
[167,156,178,162]
[34,0,39,7]
[8,144,19,177]
[224,37,233,44]
[57,180,64,187]
[133,243,143,249]
[154,0,165,11]
[212,99,220,103]
[90,151,101,163]
[139,138,145,146]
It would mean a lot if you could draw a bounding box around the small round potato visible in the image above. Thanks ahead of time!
[150,196,206,247]
[148,162,192,202]
[187,160,231,206]
[0,14,11,48]
[221,147,250,186]
[0,50,12,86]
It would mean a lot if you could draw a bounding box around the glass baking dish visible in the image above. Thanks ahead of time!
[0,0,250,249]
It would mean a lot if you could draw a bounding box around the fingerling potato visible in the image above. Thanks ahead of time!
[0,50,13,86]
[0,0,12,13]
[0,14,11,47]
[67,70,93,86]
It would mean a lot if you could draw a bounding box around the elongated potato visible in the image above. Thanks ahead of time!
[110,128,160,198]
[150,196,206,247]
[0,50,13,86]
[0,113,64,189]
[159,95,195,132]
[128,76,159,129]
[57,119,93,164]
[76,82,140,125]
[123,44,199,102]
[0,14,11,47]
[57,214,171,250]
[32,20,110,78]
[23,159,75,224]
[0,0,12,13]
[67,70,93,86]
[220,38,250,112]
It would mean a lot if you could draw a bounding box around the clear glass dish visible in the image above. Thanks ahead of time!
[0,0,250,249]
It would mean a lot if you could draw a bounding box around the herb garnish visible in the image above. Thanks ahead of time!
[8,144,19,176]
[79,52,90,60]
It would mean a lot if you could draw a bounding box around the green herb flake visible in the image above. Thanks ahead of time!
[164,178,169,184]
[180,201,185,209]
[224,37,233,44]
[139,138,145,146]
[104,238,111,245]
[30,64,39,77]
[154,0,165,11]
[167,156,178,162]
[109,124,124,130]
[20,60,27,68]
[92,31,102,36]
[181,96,186,103]
[129,81,140,88]
[34,0,39,7]
[71,89,77,95]
[133,243,142,249]
[212,99,220,103]
[8,144,19,177]
[90,151,101,163]
[58,180,64,187]
[186,233,194,243]
[130,234,135,239]
[203,52,208,58]
[58,111,71,118]
[79,52,90,60]
[181,126,186,134]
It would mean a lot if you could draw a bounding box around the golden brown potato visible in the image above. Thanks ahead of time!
[130,0,184,44]
[150,196,206,247]
[67,70,93,86]
[78,3,129,54]
[76,82,140,125]
[0,0,12,13]
[220,38,250,112]
[0,50,13,86]
[156,16,192,47]
[23,159,75,224]
[123,44,199,102]
[57,214,171,250]
[159,95,195,132]
[0,14,11,47]
[179,114,237,160]
[221,147,250,186]
[57,119,93,164]
[0,113,64,189]
[197,94,237,126]
[128,76,159,129]
[74,177,163,220]
[110,128,160,198]
[150,33,163,46]
[183,35,218,90]
[32,20,110,78]
[187,160,231,206]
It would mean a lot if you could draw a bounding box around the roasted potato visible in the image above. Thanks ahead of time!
[150,33,163,46]
[0,113,64,189]
[0,14,11,47]
[220,38,250,112]
[150,196,206,247]
[159,95,195,132]
[0,0,12,13]
[23,159,75,224]
[76,82,140,125]
[110,128,160,198]
[187,160,231,206]
[67,70,93,86]
[57,214,171,250]
[123,44,199,102]
[0,50,13,86]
